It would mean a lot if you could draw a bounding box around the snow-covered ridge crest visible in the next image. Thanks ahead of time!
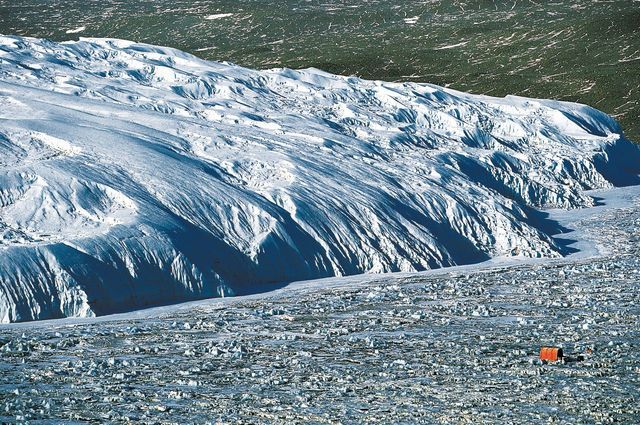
[0,35,638,323]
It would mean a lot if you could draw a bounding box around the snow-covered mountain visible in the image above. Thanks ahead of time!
[0,36,638,323]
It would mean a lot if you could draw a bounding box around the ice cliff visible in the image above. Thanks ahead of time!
[0,36,638,322]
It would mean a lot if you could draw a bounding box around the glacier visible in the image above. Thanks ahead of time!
[0,35,638,323]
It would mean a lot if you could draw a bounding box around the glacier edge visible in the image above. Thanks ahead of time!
[0,35,639,322]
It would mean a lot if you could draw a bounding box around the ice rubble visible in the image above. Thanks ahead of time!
[0,35,638,322]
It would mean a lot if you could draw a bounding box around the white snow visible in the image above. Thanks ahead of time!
[65,26,86,34]
[204,13,233,20]
[404,16,420,25]
[0,35,638,323]
[434,41,469,50]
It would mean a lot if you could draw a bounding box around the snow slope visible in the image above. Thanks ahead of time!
[0,36,638,323]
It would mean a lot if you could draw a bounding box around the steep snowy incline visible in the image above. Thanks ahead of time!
[0,36,638,323]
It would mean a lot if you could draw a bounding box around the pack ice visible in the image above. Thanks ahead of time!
[0,36,638,322]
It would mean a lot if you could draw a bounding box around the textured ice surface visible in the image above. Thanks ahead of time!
[0,35,639,322]
[1,186,639,423]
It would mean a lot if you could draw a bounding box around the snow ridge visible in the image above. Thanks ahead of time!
[0,35,638,322]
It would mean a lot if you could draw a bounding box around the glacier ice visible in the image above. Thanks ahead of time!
[0,35,638,322]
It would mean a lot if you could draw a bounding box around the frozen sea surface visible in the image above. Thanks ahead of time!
[1,185,639,423]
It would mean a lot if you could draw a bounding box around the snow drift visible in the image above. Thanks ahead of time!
[0,35,638,322]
